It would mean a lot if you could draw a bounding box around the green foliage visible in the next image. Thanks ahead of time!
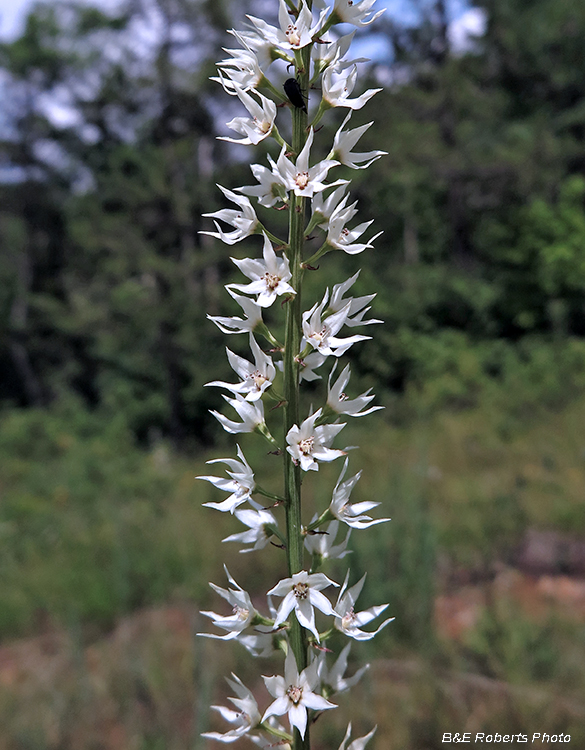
[352,469,437,652]
[516,177,585,297]
[2,0,585,446]
[464,602,561,683]
[0,402,216,638]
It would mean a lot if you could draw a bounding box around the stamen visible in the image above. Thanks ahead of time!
[293,582,309,599]
[295,172,310,190]
[233,605,250,620]
[342,607,357,628]
[286,684,303,705]
[286,24,301,47]
[262,271,281,291]
[247,369,269,390]
[299,436,314,455]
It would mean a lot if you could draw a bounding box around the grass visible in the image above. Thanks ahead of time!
[2,386,585,638]
[0,378,584,747]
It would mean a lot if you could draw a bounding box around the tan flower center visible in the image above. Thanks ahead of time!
[293,582,309,599]
[234,481,248,498]
[286,24,301,47]
[295,171,310,190]
[253,117,272,134]
[248,370,268,390]
[342,607,356,629]
[234,605,250,620]
[287,684,303,705]
[262,271,281,291]
[340,502,352,518]
[309,326,328,346]
[299,436,314,455]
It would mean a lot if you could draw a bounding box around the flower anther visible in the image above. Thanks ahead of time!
[293,582,310,599]
[287,684,303,705]
[286,23,301,47]
[295,171,310,190]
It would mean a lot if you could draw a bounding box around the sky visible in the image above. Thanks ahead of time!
[0,0,27,38]
[0,0,485,148]
[0,0,484,44]
[0,0,120,38]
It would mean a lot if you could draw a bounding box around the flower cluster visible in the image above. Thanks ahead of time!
[198,1,389,747]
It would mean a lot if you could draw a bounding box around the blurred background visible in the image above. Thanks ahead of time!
[1,0,585,747]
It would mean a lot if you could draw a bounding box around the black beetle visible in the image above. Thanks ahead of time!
[283,77,307,113]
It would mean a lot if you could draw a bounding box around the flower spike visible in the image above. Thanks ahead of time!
[203,2,389,743]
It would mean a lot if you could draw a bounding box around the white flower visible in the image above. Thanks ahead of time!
[286,408,346,472]
[329,271,382,327]
[262,649,336,738]
[211,393,266,434]
[327,364,383,417]
[313,642,369,695]
[276,128,344,198]
[249,731,292,750]
[197,444,256,513]
[223,508,278,552]
[311,184,348,226]
[334,570,394,641]
[202,674,261,742]
[329,458,390,529]
[331,0,385,28]
[201,185,259,245]
[214,47,263,92]
[248,0,326,51]
[208,288,263,335]
[268,570,338,641]
[330,112,387,169]
[200,566,256,640]
[237,158,288,208]
[338,723,377,750]
[219,88,277,146]
[322,59,382,110]
[326,198,383,255]
[312,31,365,75]
[206,335,276,402]
[302,292,370,357]
[237,632,276,658]
[237,597,281,657]
[229,233,295,307]
[298,351,327,381]
[276,351,327,382]
[305,519,351,561]
[229,28,286,71]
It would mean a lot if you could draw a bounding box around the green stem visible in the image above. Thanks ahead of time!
[255,422,281,451]
[305,508,334,532]
[261,721,294,743]
[309,98,330,129]
[270,125,291,153]
[265,523,287,546]
[255,322,283,350]
[258,225,287,246]
[260,74,289,103]
[283,27,313,750]
[255,485,286,503]
[303,242,332,268]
